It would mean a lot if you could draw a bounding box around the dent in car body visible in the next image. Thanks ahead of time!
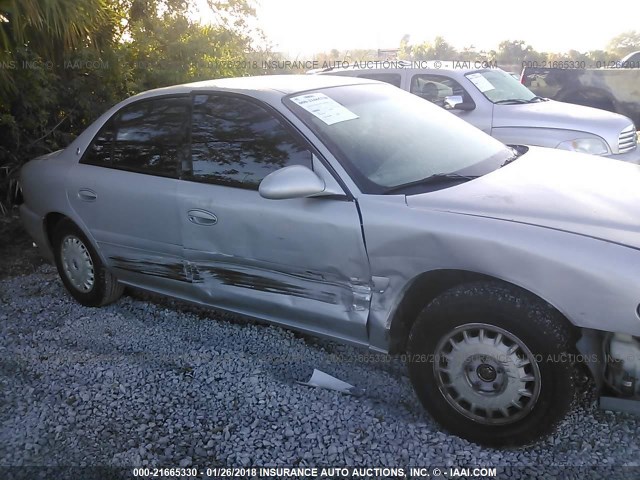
[192,259,371,310]
[109,255,190,282]
[188,257,372,344]
[19,76,640,355]
[175,163,372,343]
[186,255,372,325]
[361,152,640,351]
[109,252,372,315]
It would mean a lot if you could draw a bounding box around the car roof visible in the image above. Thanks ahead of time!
[128,74,377,101]
[315,61,502,75]
[620,50,640,63]
[69,74,387,153]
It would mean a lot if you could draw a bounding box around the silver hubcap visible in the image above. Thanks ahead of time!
[434,323,541,425]
[61,235,95,293]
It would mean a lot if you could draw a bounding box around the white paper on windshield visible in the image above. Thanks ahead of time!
[466,73,495,92]
[290,93,358,125]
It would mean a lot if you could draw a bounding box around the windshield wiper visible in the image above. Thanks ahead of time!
[527,96,547,103]
[384,173,478,194]
[494,99,530,105]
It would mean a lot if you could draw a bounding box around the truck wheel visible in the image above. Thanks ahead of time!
[52,219,124,307]
[407,282,576,446]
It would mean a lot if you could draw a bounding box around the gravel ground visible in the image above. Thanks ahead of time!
[1,265,640,479]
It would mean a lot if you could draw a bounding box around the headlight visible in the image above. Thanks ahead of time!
[557,138,610,155]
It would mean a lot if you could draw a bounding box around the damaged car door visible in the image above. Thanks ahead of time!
[67,96,189,290]
[178,93,371,344]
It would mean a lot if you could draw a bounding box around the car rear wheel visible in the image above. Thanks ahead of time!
[407,282,576,446]
[53,219,124,307]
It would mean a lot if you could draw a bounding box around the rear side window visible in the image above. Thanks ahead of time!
[83,120,114,166]
[186,94,312,189]
[82,97,189,178]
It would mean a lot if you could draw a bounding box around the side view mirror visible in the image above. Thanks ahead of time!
[444,95,476,111]
[259,165,326,200]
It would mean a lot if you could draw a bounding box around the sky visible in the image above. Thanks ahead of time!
[251,0,640,56]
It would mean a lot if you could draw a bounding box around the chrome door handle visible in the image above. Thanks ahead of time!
[78,189,97,202]
[187,209,218,226]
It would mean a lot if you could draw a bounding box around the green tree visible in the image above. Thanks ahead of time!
[587,49,608,62]
[458,45,478,61]
[0,0,115,93]
[496,40,530,65]
[344,49,378,62]
[606,31,640,57]
[0,0,109,53]
[546,49,590,64]
[123,11,254,90]
[410,42,431,61]
[431,36,457,59]
[495,39,546,70]
[398,34,411,59]
[0,0,262,213]
[411,36,458,60]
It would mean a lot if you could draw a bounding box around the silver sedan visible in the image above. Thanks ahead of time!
[19,75,640,446]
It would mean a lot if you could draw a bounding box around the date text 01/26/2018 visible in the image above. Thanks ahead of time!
[522,60,640,69]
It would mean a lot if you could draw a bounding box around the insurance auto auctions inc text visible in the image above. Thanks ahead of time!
[222,466,498,478]
[263,60,498,70]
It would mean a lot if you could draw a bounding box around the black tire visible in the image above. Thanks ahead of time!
[407,281,576,447]
[52,219,124,307]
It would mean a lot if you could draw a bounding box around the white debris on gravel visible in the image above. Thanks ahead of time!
[1,265,639,478]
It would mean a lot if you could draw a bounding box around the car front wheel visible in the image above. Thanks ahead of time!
[407,282,576,446]
[53,219,124,307]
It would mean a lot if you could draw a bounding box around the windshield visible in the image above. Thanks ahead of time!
[284,84,512,193]
[465,69,537,104]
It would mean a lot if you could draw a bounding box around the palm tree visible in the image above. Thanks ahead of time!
[0,0,108,53]
[0,0,113,94]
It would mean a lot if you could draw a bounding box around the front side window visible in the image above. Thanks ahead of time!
[82,97,189,178]
[410,74,471,107]
[187,94,312,189]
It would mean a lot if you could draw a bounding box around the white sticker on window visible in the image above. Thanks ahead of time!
[466,73,495,93]
[290,93,358,125]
